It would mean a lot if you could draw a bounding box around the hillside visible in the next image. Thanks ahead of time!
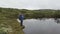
[0,8,60,19]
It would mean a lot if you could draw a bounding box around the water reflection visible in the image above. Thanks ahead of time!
[54,18,60,23]
[23,18,60,34]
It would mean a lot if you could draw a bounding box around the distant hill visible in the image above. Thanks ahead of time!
[0,7,60,19]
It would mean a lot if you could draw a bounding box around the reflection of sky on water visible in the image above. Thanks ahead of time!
[23,19,60,34]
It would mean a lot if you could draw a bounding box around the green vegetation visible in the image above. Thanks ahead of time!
[0,8,24,34]
[0,7,60,34]
[0,19,24,34]
[0,8,60,19]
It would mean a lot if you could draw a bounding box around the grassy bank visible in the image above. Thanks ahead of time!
[0,8,24,34]
[0,19,24,34]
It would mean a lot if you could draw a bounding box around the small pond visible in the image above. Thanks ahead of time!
[23,18,60,34]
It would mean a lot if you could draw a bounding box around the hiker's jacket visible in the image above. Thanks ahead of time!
[19,15,24,21]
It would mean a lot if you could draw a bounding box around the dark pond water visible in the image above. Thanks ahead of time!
[23,18,60,34]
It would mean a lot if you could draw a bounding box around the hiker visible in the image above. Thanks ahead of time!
[19,14,24,26]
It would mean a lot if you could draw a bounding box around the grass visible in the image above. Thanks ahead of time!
[0,19,24,34]
[0,7,25,34]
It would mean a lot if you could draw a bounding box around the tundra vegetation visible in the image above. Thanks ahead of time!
[0,7,60,34]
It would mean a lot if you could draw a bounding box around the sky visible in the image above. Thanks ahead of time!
[0,0,60,10]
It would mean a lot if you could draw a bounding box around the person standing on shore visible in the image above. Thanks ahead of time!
[19,13,24,26]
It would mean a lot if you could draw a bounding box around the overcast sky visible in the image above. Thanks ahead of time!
[0,0,60,10]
